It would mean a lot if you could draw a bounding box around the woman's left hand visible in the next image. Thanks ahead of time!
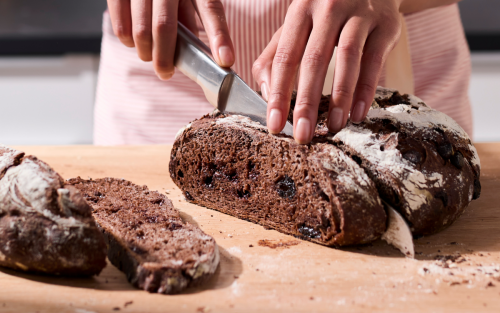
[252,0,403,144]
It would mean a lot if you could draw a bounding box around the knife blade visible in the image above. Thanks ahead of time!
[381,200,415,258]
[174,22,294,137]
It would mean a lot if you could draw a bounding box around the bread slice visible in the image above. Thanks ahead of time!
[170,87,481,244]
[0,145,107,276]
[68,177,219,294]
[170,116,387,247]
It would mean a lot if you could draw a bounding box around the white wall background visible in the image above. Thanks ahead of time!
[0,55,98,145]
[0,52,499,145]
[470,53,500,142]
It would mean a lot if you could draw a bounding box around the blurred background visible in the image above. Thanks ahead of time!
[0,0,499,145]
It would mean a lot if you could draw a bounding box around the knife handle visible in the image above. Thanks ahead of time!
[174,22,233,108]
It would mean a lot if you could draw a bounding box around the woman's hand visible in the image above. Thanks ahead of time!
[252,0,403,144]
[107,0,235,80]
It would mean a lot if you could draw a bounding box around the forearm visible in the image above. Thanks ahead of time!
[399,0,461,14]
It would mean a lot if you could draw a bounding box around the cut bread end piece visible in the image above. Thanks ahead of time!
[68,177,220,294]
[330,87,480,236]
[0,145,107,276]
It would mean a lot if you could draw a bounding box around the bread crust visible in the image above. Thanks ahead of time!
[330,87,480,236]
[0,145,107,276]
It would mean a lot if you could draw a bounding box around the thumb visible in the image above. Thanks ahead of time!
[193,0,234,67]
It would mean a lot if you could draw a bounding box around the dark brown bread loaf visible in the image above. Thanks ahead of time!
[170,87,481,244]
[169,115,387,247]
[330,88,481,236]
[0,145,107,276]
[68,177,219,294]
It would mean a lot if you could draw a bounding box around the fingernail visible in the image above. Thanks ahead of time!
[351,101,366,124]
[295,117,312,144]
[261,82,270,101]
[328,107,344,133]
[268,109,282,134]
[218,46,234,67]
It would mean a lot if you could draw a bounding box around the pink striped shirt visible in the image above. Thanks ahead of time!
[94,2,472,145]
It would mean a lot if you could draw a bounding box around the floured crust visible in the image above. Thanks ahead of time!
[330,87,480,235]
[0,145,107,276]
[68,177,220,294]
[0,146,24,180]
[171,114,387,246]
[172,86,481,240]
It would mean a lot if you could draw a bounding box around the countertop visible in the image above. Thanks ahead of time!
[0,144,499,312]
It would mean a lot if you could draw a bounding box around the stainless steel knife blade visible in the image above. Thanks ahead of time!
[381,200,415,258]
[174,22,294,137]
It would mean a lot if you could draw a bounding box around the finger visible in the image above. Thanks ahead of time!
[329,18,371,131]
[252,27,283,102]
[351,22,401,123]
[178,0,199,37]
[267,3,312,135]
[293,19,339,144]
[194,0,234,67]
[131,0,153,61]
[152,0,178,80]
[107,0,134,47]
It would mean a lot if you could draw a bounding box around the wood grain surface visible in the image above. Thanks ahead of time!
[0,144,499,313]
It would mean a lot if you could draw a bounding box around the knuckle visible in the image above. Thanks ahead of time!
[322,0,339,12]
[252,59,267,78]
[337,42,363,60]
[332,86,353,99]
[294,98,317,110]
[114,25,133,42]
[364,50,385,67]
[133,24,151,42]
[202,0,225,12]
[381,17,402,38]
[154,15,176,33]
[269,90,291,104]
[356,81,377,94]
[273,48,297,69]
[301,50,328,70]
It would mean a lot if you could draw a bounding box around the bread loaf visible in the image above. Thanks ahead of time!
[331,88,481,236]
[68,177,219,294]
[170,87,481,245]
[0,145,107,276]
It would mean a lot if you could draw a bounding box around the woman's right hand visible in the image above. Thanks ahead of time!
[107,0,235,80]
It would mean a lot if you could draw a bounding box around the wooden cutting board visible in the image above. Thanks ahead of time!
[1,144,499,313]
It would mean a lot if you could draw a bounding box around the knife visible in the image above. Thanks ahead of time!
[174,22,294,137]
[381,200,415,258]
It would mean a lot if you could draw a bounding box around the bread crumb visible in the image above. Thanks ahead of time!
[258,239,300,249]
